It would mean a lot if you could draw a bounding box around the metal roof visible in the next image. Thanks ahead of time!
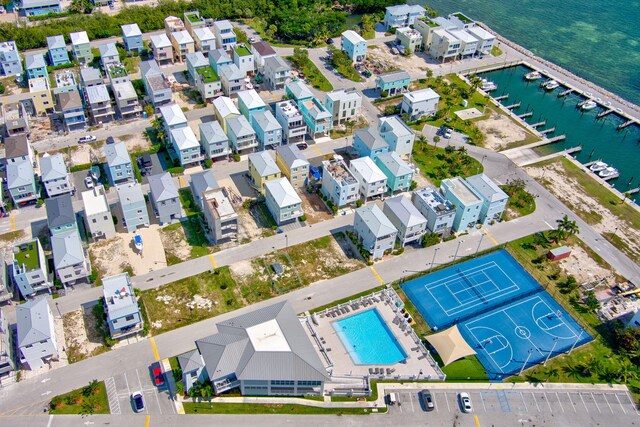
[355,127,389,151]
[177,349,205,373]
[377,70,410,84]
[375,151,413,177]
[70,31,89,45]
[219,63,244,81]
[465,173,508,203]
[386,4,425,15]
[46,35,66,50]
[252,110,281,133]
[25,52,46,70]
[98,43,119,59]
[51,229,84,269]
[248,150,279,177]
[213,96,239,118]
[276,144,308,170]
[355,204,397,238]
[264,55,290,73]
[378,115,414,138]
[186,51,208,69]
[237,89,265,110]
[384,195,427,228]
[190,170,219,202]
[170,126,200,150]
[40,154,67,183]
[210,48,232,65]
[349,156,387,183]
[441,177,483,206]
[116,183,145,207]
[16,299,53,348]
[159,103,188,127]
[199,121,228,144]
[342,30,366,45]
[6,161,34,189]
[46,194,75,229]
[213,20,234,31]
[172,30,194,45]
[227,115,255,138]
[121,23,142,38]
[102,273,139,321]
[265,178,301,207]
[286,81,313,101]
[404,88,440,103]
[148,172,178,203]
[193,27,216,42]
[103,141,131,167]
[150,34,172,49]
[86,84,111,104]
[80,67,102,84]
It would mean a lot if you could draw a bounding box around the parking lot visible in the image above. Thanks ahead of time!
[104,366,176,415]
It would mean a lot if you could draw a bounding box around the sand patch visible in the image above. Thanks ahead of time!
[159,223,192,263]
[559,245,614,284]
[477,113,530,151]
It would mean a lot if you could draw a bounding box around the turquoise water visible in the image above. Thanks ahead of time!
[480,65,640,201]
[423,0,640,106]
[332,308,407,365]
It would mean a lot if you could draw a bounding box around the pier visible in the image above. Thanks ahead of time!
[597,109,615,118]
[505,102,521,109]
[494,94,510,101]
[547,135,566,143]
[558,89,573,97]
[600,171,620,181]
[540,127,556,135]
[618,120,634,130]
[530,121,546,128]
[628,188,639,195]
[518,112,533,119]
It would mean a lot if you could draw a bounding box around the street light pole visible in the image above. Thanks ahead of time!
[285,234,289,253]
[519,349,533,376]
[475,233,485,257]
[428,247,439,273]
[454,240,464,260]
[544,338,559,366]
[481,155,487,166]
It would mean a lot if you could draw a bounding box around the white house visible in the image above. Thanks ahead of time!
[349,157,387,201]
[321,157,359,208]
[264,178,303,225]
[82,185,116,240]
[16,299,58,370]
[383,195,427,246]
[384,4,426,30]
[170,126,204,167]
[353,204,397,260]
[378,115,415,157]
[40,153,72,198]
[324,88,362,126]
[411,187,456,236]
[400,88,440,121]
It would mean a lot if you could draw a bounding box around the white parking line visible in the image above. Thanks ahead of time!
[533,392,540,412]
[555,392,564,413]
[135,370,148,414]
[480,392,487,412]
[445,392,451,412]
[520,392,528,412]
[433,392,439,412]
[626,392,640,415]
[124,373,130,394]
[543,393,552,412]
[409,393,415,412]
[591,393,601,413]
[603,393,613,413]
[579,393,588,413]
[615,394,626,414]
[568,392,576,412]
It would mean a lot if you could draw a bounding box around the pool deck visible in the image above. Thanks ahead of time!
[303,288,444,388]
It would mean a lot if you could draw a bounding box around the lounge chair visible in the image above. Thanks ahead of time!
[386,368,391,375]
[369,368,374,374]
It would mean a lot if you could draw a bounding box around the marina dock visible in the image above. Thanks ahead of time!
[558,89,573,97]
[530,121,546,128]
[505,102,521,109]
[540,127,556,135]
[494,94,509,101]
[518,112,533,119]
[597,109,615,118]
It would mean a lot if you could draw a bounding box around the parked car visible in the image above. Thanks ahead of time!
[296,142,308,150]
[387,392,397,405]
[459,392,473,413]
[420,389,435,411]
[153,364,165,387]
[106,136,115,144]
[249,37,256,43]
[444,128,453,139]
[78,135,96,144]
[84,176,94,189]
[131,391,145,412]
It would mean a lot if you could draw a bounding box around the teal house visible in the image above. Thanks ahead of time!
[375,152,414,193]
[285,81,313,102]
[25,53,48,80]
[440,176,483,231]
[375,70,411,96]
[237,89,266,120]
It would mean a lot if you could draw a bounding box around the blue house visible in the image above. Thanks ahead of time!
[375,151,414,193]
[0,41,23,77]
[440,177,483,232]
[103,142,134,186]
[237,89,266,120]
[209,48,232,75]
[252,110,282,151]
[25,53,48,80]
[375,70,411,96]
[177,349,207,394]
[121,24,143,53]
[20,0,61,16]
[102,273,143,339]
[341,30,367,62]
[298,97,332,140]
[353,127,389,159]
[285,80,313,102]
[46,35,69,67]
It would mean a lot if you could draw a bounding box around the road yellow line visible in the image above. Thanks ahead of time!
[150,337,160,361]
[144,415,151,427]
[370,266,384,284]
[209,254,217,269]
[481,226,498,245]
[178,176,186,188]
[10,215,15,231]
[474,415,481,427]
[312,144,323,156]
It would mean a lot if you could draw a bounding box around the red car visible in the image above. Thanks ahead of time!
[153,365,165,387]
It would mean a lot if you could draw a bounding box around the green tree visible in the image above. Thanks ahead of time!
[584,291,600,311]
[426,69,433,79]
[556,214,579,239]
[69,0,94,14]
[416,134,427,150]
[433,135,441,149]
[421,232,441,247]
[82,379,99,397]
[616,359,638,382]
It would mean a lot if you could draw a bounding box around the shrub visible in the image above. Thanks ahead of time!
[167,166,185,174]
[331,205,338,215]
[204,159,213,169]
[380,90,388,98]
[233,153,241,162]
[421,232,441,247]
[299,214,307,222]
[356,199,363,208]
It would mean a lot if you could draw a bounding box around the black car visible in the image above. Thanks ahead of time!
[326,38,335,44]
[106,136,115,145]
[296,142,308,150]
[420,389,435,411]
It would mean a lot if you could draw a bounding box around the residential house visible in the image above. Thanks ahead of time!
[45,194,76,236]
[325,88,362,126]
[4,134,35,167]
[2,103,29,136]
[20,0,61,16]
[6,161,38,205]
[375,151,413,193]
[275,100,306,144]
[103,142,133,186]
[395,27,423,54]
[79,66,102,88]
[189,169,219,209]
[52,69,77,95]
[252,110,282,151]
[99,43,120,70]
[378,115,415,157]
[411,187,456,236]
[186,52,221,103]
[171,30,195,63]
[82,185,116,240]
[233,43,254,76]
[414,17,443,51]
[12,239,51,298]
[0,41,22,76]
[193,27,216,56]
[212,96,239,133]
[265,178,303,225]
[466,26,496,55]
[226,115,257,153]
[263,56,290,90]
[276,144,309,189]
[383,195,427,246]
[375,70,411,96]
[40,154,71,198]
[150,34,173,66]
[201,188,239,244]
[299,97,332,140]
[140,60,172,108]
[213,20,237,51]
[16,299,58,370]
[177,350,207,394]
[0,308,15,375]
[401,88,440,120]
[349,157,387,200]
[447,12,476,29]
[321,157,358,208]
[448,29,478,58]
[70,31,92,65]
[247,151,281,193]
[219,63,245,96]
[85,84,115,124]
[251,41,276,73]
[159,103,188,138]
[440,176,483,231]
[102,273,143,339]
[170,127,204,167]
[28,77,54,116]
[164,15,185,36]
[194,301,328,396]
[429,29,461,62]
[0,255,13,304]
[25,53,47,80]
[112,80,142,120]
[116,183,150,231]
[209,48,232,75]
[55,89,87,131]
[184,11,206,36]
[51,229,90,285]
[341,30,367,62]
[353,204,397,260]
[121,24,143,53]
[148,172,181,225]
[237,89,266,120]
[93,0,109,8]
[383,4,426,30]
[465,173,509,224]
[46,35,69,66]
[353,127,389,159]
[285,80,313,102]
[199,121,230,160]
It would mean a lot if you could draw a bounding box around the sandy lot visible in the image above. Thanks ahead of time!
[299,191,333,224]
[366,46,430,76]
[62,308,106,363]
[476,112,531,151]
[559,244,614,284]
[159,223,192,263]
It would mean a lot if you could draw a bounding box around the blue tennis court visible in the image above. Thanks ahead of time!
[459,292,592,380]
[401,250,541,329]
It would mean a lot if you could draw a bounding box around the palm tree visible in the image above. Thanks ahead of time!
[556,215,579,239]
[548,228,567,243]
[545,366,559,380]
[562,363,584,381]
[616,359,638,382]
[416,134,428,151]
[433,135,441,150]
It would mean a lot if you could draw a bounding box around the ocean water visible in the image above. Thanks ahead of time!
[423,0,640,106]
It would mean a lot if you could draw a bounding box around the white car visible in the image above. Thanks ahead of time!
[459,392,473,413]
[444,128,453,139]
[84,176,94,188]
[78,135,96,144]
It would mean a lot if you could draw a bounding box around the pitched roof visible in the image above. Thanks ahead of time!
[6,161,34,189]
[342,30,366,45]
[199,121,228,144]
[355,127,389,151]
[172,30,194,45]
[251,41,276,57]
[159,103,188,126]
[210,48,232,65]
[265,178,301,207]
[40,153,67,182]
[219,63,244,81]
[355,204,397,238]
[237,89,265,110]
[248,151,279,177]
[51,229,84,269]
[251,110,281,133]
[98,43,119,58]
[80,67,102,84]
[227,115,255,138]
[150,34,172,49]
[103,141,131,167]
[177,349,205,373]
[186,51,208,69]
[170,126,200,150]
[349,156,387,183]
[276,144,308,170]
[404,88,440,103]
[384,195,427,228]
[121,23,142,38]
[196,301,328,382]
[4,134,30,159]
[378,70,410,84]
[378,115,414,138]
[190,170,219,200]
[25,52,46,70]
[46,194,75,228]
[264,55,290,73]
[16,299,53,348]
[46,35,66,50]
[70,31,89,45]
[193,27,216,42]
[213,20,233,31]
[465,173,508,202]
[56,89,83,111]
[375,151,413,176]
[286,81,313,101]
[213,96,239,118]
[148,172,178,203]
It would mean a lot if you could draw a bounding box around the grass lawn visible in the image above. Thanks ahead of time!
[491,45,503,57]
[439,355,488,381]
[183,402,377,415]
[411,143,484,186]
[0,230,26,242]
[140,268,241,334]
[285,56,333,92]
[500,184,536,220]
[124,56,140,74]
[49,381,109,415]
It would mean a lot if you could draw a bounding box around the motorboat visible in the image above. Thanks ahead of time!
[134,234,143,252]
[543,80,560,90]
[589,161,608,172]
[480,79,498,91]
[524,70,542,80]
[579,99,598,110]
[599,167,619,179]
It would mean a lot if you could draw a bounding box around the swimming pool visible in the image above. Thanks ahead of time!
[332,308,407,365]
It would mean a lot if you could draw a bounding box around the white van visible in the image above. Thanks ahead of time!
[387,392,397,405]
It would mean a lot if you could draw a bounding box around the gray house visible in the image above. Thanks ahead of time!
[411,187,456,236]
[189,169,219,209]
[0,308,15,375]
[6,161,38,205]
[177,349,207,394]
[194,301,328,396]
[81,185,116,240]
[16,298,58,370]
[11,239,51,298]
[201,188,239,244]
[116,183,150,231]
[465,173,509,224]
[102,273,143,339]
[40,154,72,198]
[51,230,90,286]
[263,56,290,90]
[140,60,172,108]
[353,204,398,260]
[199,121,230,160]
[264,178,303,225]
[103,141,134,186]
[148,172,181,225]
[46,194,77,235]
[383,195,427,246]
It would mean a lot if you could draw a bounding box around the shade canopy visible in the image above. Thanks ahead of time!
[426,325,476,366]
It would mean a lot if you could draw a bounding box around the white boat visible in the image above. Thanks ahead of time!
[599,167,619,178]
[580,100,597,110]
[589,161,608,172]
[524,71,542,80]
[134,234,143,251]
[544,80,560,90]
[481,80,498,91]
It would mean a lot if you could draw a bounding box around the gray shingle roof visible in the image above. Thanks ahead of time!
[56,89,83,111]
[384,195,427,228]
[355,127,388,151]
[276,144,308,170]
[177,349,205,373]
[51,229,84,269]
[148,172,178,203]
[210,48,232,65]
[40,154,67,182]
[355,204,397,238]
[186,51,208,69]
[248,151,279,177]
[4,135,29,159]
[103,141,131,167]
[264,56,290,73]
[98,43,119,58]
[46,194,75,229]
[16,299,52,348]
